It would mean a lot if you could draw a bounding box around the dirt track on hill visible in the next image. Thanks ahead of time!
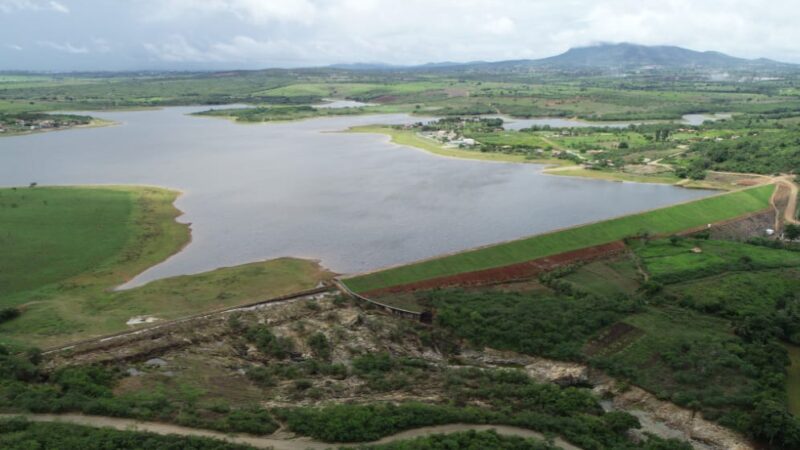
[778,176,799,225]
[0,414,581,450]
[769,176,798,231]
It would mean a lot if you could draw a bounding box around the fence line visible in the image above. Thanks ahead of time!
[42,286,333,356]
[334,278,425,321]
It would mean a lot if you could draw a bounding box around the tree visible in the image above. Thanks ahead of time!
[785,224,800,240]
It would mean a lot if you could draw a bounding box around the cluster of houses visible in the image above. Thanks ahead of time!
[421,129,478,148]
[0,116,88,134]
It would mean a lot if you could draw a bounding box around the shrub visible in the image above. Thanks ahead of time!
[307,332,332,360]
[353,353,395,374]
[245,366,276,387]
[244,325,294,359]
[0,307,20,324]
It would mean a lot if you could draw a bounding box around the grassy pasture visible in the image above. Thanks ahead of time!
[561,258,641,297]
[667,268,800,318]
[344,185,774,292]
[638,239,800,284]
[0,186,182,298]
[0,186,331,347]
[544,167,681,185]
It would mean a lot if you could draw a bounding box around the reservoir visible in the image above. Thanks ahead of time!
[0,107,712,287]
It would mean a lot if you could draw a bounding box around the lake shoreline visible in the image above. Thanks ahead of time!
[0,106,717,286]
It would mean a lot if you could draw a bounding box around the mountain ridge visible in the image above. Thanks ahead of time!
[334,43,795,72]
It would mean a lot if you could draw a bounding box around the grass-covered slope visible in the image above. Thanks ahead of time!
[0,186,332,347]
[0,186,186,298]
[344,184,774,292]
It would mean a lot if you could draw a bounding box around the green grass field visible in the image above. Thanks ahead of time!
[561,258,641,297]
[0,186,331,347]
[545,167,682,186]
[0,186,183,298]
[343,184,774,292]
[666,268,800,317]
[638,239,800,284]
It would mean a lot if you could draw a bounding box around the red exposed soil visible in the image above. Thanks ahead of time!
[371,95,399,104]
[364,241,627,297]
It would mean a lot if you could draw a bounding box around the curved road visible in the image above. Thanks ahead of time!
[769,175,799,231]
[0,414,582,450]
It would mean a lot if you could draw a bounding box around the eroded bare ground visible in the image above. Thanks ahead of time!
[44,292,753,450]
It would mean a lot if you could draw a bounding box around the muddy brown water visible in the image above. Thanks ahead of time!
[0,107,711,288]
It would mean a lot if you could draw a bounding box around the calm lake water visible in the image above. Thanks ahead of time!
[0,107,712,287]
[500,113,732,130]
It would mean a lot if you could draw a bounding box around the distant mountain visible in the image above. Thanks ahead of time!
[457,43,794,72]
[329,44,794,73]
[529,43,787,69]
[327,62,402,70]
[327,61,484,71]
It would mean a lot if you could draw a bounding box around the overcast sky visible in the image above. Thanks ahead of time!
[2,0,799,71]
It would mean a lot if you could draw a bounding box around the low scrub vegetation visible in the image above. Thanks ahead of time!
[0,346,278,435]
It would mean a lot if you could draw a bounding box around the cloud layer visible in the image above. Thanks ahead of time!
[1,0,799,70]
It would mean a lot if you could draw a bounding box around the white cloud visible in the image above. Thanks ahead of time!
[483,17,516,36]
[6,0,800,69]
[143,35,209,62]
[0,0,68,13]
[5,43,23,51]
[144,35,316,64]
[146,0,317,25]
[39,41,89,54]
[92,38,111,53]
[47,0,67,13]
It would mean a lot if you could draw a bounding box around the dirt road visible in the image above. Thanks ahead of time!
[0,414,582,450]
[769,175,799,231]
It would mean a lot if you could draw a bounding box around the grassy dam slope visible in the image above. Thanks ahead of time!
[343,184,775,293]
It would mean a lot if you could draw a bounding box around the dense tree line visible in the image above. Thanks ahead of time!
[687,129,800,174]
[344,430,559,450]
[0,418,253,450]
[429,290,641,361]
[347,430,691,450]
[196,105,364,122]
